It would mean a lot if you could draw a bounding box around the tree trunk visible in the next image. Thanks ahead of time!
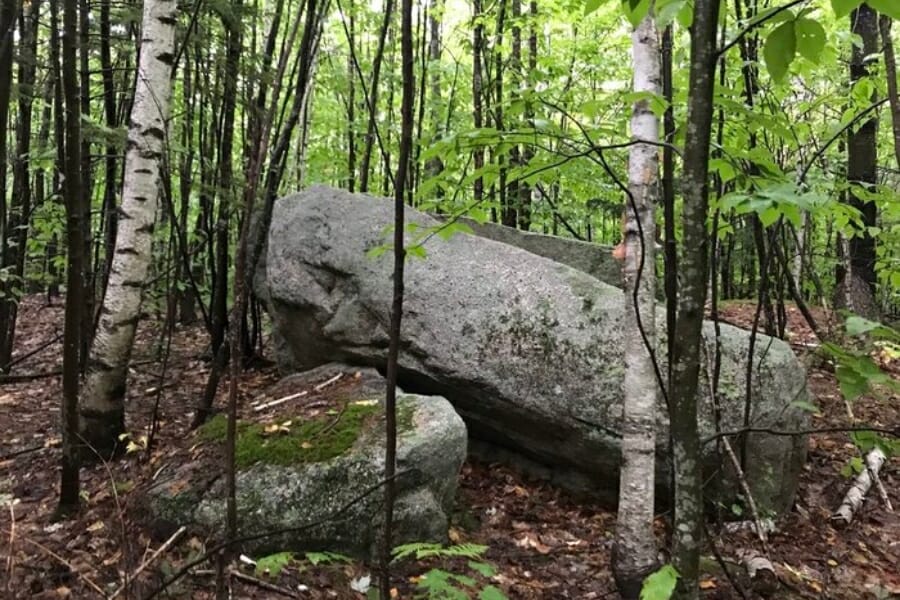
[359,0,395,192]
[79,0,177,456]
[210,4,242,358]
[612,10,660,599]
[839,4,879,317]
[471,0,485,206]
[59,0,85,513]
[0,0,17,369]
[2,0,38,367]
[379,0,413,591]
[97,0,120,313]
[670,0,719,597]
[424,0,444,181]
[882,16,900,170]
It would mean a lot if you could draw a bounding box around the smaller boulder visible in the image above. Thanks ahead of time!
[145,364,467,559]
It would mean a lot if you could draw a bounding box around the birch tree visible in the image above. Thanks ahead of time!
[612,8,660,599]
[79,0,177,455]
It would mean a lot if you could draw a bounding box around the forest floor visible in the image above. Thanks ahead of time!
[0,295,898,600]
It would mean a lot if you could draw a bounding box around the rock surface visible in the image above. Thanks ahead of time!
[264,186,809,512]
[442,216,622,288]
[145,364,467,557]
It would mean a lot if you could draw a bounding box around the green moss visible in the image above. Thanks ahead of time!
[397,398,415,432]
[198,402,381,468]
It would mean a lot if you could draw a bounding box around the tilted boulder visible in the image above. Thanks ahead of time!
[264,186,809,513]
[145,364,467,558]
[440,215,622,288]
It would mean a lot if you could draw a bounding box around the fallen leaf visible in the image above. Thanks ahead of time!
[86,521,105,532]
[700,579,717,589]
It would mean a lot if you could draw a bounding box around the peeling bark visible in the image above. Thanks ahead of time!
[612,10,661,600]
[79,0,177,456]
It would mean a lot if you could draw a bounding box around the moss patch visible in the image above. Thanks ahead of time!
[199,402,381,468]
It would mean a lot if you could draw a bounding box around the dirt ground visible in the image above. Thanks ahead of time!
[0,295,898,599]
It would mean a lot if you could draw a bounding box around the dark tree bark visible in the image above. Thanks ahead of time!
[661,24,677,384]
[97,0,119,313]
[176,44,199,325]
[882,16,900,171]
[839,4,879,316]
[359,0,395,192]
[347,0,357,191]
[518,0,537,230]
[379,0,413,592]
[424,0,444,182]
[1,1,38,367]
[472,0,485,206]
[670,0,719,597]
[78,0,93,360]
[210,4,243,358]
[0,0,17,369]
[58,0,86,515]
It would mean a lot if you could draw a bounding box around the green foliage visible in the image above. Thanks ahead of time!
[640,564,679,600]
[821,316,900,469]
[392,543,507,600]
[764,20,797,83]
[392,542,489,562]
[255,552,294,577]
[304,551,353,565]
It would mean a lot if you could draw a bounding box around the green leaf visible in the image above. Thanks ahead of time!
[406,244,428,260]
[791,399,821,414]
[845,315,884,336]
[255,552,293,577]
[763,21,797,83]
[655,0,687,27]
[479,586,508,600]
[468,561,496,577]
[436,221,475,241]
[795,17,826,63]
[305,551,351,565]
[622,0,651,27]
[831,0,863,18]
[366,244,390,259]
[585,0,610,15]
[641,564,679,600]
[867,0,900,20]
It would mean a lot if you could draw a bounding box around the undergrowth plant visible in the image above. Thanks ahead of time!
[392,542,507,600]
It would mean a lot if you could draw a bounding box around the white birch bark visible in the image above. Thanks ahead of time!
[832,447,890,525]
[79,0,177,453]
[612,10,661,599]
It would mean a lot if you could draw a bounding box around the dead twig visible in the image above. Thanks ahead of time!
[313,372,343,392]
[3,331,62,371]
[11,533,106,597]
[230,569,300,598]
[252,390,308,412]
[0,444,46,461]
[110,526,186,599]
[705,353,770,548]
[5,501,15,594]
[193,569,301,599]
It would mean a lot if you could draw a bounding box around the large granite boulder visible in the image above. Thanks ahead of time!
[441,216,622,288]
[145,364,467,558]
[264,186,809,513]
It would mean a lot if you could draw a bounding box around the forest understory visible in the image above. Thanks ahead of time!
[0,295,897,600]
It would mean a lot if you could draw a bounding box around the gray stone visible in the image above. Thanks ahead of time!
[264,186,809,513]
[145,365,467,558]
[441,216,623,288]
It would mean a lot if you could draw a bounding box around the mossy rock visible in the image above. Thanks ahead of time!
[198,401,414,468]
[144,366,467,560]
